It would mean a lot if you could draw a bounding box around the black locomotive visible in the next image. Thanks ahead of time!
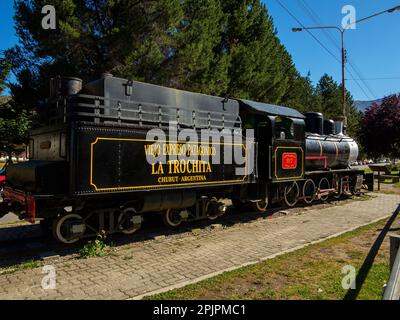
[0,74,364,243]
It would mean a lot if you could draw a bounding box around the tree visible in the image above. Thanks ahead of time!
[218,0,297,103]
[282,71,322,113]
[0,107,31,158]
[8,0,183,110]
[315,74,361,138]
[0,54,12,94]
[359,95,400,159]
[155,0,230,95]
[8,0,315,112]
[316,74,342,118]
[0,52,31,158]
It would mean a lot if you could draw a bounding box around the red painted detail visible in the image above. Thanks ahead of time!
[305,156,328,169]
[282,153,297,170]
[2,187,36,223]
[2,187,26,202]
[0,176,5,183]
[25,196,36,223]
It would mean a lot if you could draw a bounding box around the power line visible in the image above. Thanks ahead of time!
[347,57,377,98]
[296,0,377,99]
[346,77,400,81]
[344,69,373,99]
[298,0,340,49]
[275,0,374,100]
[274,0,340,63]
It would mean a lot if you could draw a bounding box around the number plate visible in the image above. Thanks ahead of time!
[282,153,298,170]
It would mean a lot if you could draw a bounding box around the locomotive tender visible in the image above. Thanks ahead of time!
[0,74,363,243]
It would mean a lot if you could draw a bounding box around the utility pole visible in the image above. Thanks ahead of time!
[292,5,400,128]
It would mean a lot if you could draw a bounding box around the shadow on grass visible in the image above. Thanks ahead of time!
[344,204,400,300]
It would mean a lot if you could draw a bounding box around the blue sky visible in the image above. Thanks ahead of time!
[265,0,400,101]
[1,0,399,101]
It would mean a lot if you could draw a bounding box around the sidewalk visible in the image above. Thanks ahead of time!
[0,193,398,300]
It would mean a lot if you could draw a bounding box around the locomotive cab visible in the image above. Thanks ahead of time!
[235,100,306,209]
[239,99,306,183]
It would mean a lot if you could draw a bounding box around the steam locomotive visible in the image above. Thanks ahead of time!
[0,74,364,243]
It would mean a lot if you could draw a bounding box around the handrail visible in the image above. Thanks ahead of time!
[65,93,239,118]
[305,133,354,142]
[383,235,400,300]
[45,93,242,130]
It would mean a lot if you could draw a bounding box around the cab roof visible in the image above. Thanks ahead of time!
[239,99,305,119]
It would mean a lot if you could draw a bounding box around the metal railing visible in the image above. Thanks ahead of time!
[383,234,400,300]
[45,94,242,131]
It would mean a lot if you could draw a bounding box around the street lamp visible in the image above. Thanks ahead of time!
[292,5,400,128]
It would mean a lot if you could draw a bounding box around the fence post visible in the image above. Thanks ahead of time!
[384,234,400,300]
[390,234,400,270]
[378,171,381,191]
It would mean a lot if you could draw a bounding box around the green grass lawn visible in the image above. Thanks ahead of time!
[147,219,397,300]
[0,259,41,275]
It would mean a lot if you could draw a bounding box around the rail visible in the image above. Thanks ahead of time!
[305,133,354,142]
[383,235,400,300]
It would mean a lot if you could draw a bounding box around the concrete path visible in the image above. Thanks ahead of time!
[0,193,398,300]
[0,213,19,225]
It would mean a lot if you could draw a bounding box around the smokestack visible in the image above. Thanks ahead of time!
[333,116,345,136]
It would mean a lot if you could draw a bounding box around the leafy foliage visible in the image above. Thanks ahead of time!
[5,0,362,145]
[0,106,31,155]
[283,72,321,113]
[0,55,12,95]
[8,0,319,112]
[315,74,361,138]
[0,52,31,155]
[79,230,107,258]
[359,95,400,159]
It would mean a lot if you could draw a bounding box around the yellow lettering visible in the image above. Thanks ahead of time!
[192,160,198,173]
[151,162,164,175]
[173,160,179,174]
[157,163,164,174]
[180,159,186,173]
[167,161,174,174]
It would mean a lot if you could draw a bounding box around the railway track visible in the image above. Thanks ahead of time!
[0,196,359,268]
[0,223,43,242]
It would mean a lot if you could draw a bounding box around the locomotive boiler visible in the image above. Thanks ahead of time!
[304,112,359,171]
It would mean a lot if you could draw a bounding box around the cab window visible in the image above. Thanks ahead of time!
[274,116,295,140]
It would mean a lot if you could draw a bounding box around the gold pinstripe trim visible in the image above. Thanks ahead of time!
[274,146,304,180]
[90,137,248,191]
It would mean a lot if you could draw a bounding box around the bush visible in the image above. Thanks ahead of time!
[79,230,107,258]
[387,164,400,173]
